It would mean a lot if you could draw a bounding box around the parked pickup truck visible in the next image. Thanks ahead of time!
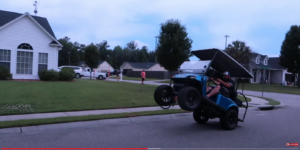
[82,68,106,80]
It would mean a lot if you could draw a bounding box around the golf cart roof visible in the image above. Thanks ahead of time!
[192,48,253,78]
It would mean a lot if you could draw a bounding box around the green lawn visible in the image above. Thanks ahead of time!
[0,79,159,115]
[156,80,172,83]
[237,83,300,95]
[109,76,162,81]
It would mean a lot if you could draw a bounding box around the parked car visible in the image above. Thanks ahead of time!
[82,68,107,80]
[106,70,120,77]
[58,66,83,79]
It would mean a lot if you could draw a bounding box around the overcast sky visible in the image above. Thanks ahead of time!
[1,0,300,61]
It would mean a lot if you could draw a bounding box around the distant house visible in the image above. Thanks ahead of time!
[246,52,296,84]
[120,62,169,79]
[0,10,62,79]
[78,61,114,72]
[120,62,167,72]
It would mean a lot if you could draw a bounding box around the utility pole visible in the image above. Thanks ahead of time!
[224,35,230,49]
[155,36,159,62]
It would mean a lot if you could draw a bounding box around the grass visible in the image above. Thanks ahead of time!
[247,95,281,106]
[156,80,172,83]
[237,83,300,95]
[0,79,159,116]
[109,76,162,81]
[0,109,189,129]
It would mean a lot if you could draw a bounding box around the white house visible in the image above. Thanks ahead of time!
[0,10,62,79]
[247,52,296,84]
[120,62,167,72]
[78,61,114,72]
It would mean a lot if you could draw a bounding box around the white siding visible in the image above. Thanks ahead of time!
[0,15,59,79]
[148,64,167,71]
[97,61,114,72]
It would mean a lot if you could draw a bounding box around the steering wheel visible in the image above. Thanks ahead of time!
[220,86,230,98]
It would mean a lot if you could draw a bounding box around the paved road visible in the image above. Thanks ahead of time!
[238,90,300,107]
[1,106,299,149]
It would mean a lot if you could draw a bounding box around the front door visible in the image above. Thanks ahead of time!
[253,70,257,83]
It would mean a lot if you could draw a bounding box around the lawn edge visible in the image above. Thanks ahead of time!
[245,95,281,105]
[0,109,189,129]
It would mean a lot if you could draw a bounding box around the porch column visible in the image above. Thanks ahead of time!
[268,69,270,84]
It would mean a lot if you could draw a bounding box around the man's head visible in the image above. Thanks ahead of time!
[223,71,230,81]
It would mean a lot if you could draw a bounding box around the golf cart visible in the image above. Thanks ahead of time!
[154,48,253,130]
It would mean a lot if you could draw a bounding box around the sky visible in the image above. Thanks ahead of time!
[1,0,300,61]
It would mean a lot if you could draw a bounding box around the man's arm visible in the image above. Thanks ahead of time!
[216,78,232,88]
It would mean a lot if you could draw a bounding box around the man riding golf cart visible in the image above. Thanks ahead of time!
[154,48,253,130]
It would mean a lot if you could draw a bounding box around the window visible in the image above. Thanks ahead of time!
[264,59,268,65]
[17,43,33,50]
[38,53,48,72]
[16,51,33,74]
[0,49,11,69]
[256,57,260,64]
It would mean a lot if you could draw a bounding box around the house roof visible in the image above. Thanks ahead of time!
[251,52,260,58]
[0,10,56,39]
[127,62,157,69]
[250,61,273,69]
[268,57,285,70]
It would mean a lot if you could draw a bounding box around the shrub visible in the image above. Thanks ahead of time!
[0,66,12,80]
[38,69,59,81]
[59,67,75,81]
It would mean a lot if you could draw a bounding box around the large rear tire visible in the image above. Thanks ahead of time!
[220,109,238,130]
[193,108,209,124]
[178,86,202,111]
[154,85,174,106]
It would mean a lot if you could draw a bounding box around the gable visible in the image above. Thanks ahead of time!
[0,10,62,47]
[0,15,57,49]
[128,62,157,69]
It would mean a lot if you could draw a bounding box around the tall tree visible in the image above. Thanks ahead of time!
[156,19,193,85]
[148,51,156,62]
[224,40,252,68]
[279,25,300,87]
[139,46,149,62]
[85,43,100,79]
[112,45,123,69]
[58,36,80,66]
[97,40,110,60]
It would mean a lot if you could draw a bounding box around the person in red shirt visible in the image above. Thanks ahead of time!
[141,70,146,85]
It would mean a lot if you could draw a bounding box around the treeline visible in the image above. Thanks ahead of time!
[58,36,157,69]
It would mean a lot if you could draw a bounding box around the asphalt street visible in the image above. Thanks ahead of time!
[0,105,299,149]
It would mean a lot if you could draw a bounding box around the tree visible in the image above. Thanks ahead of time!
[224,40,252,68]
[279,25,300,87]
[58,36,81,66]
[156,19,193,85]
[85,43,100,79]
[97,40,110,60]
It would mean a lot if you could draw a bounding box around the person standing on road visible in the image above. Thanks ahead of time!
[116,70,120,81]
[141,70,146,85]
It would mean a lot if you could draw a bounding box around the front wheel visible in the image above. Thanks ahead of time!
[193,108,209,124]
[98,75,104,80]
[154,85,174,106]
[75,73,80,79]
[177,86,202,111]
[220,109,238,130]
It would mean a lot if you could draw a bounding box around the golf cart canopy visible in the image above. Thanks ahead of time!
[191,48,253,78]
[179,60,211,74]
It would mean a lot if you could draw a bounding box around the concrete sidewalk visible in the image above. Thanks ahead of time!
[0,96,269,122]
